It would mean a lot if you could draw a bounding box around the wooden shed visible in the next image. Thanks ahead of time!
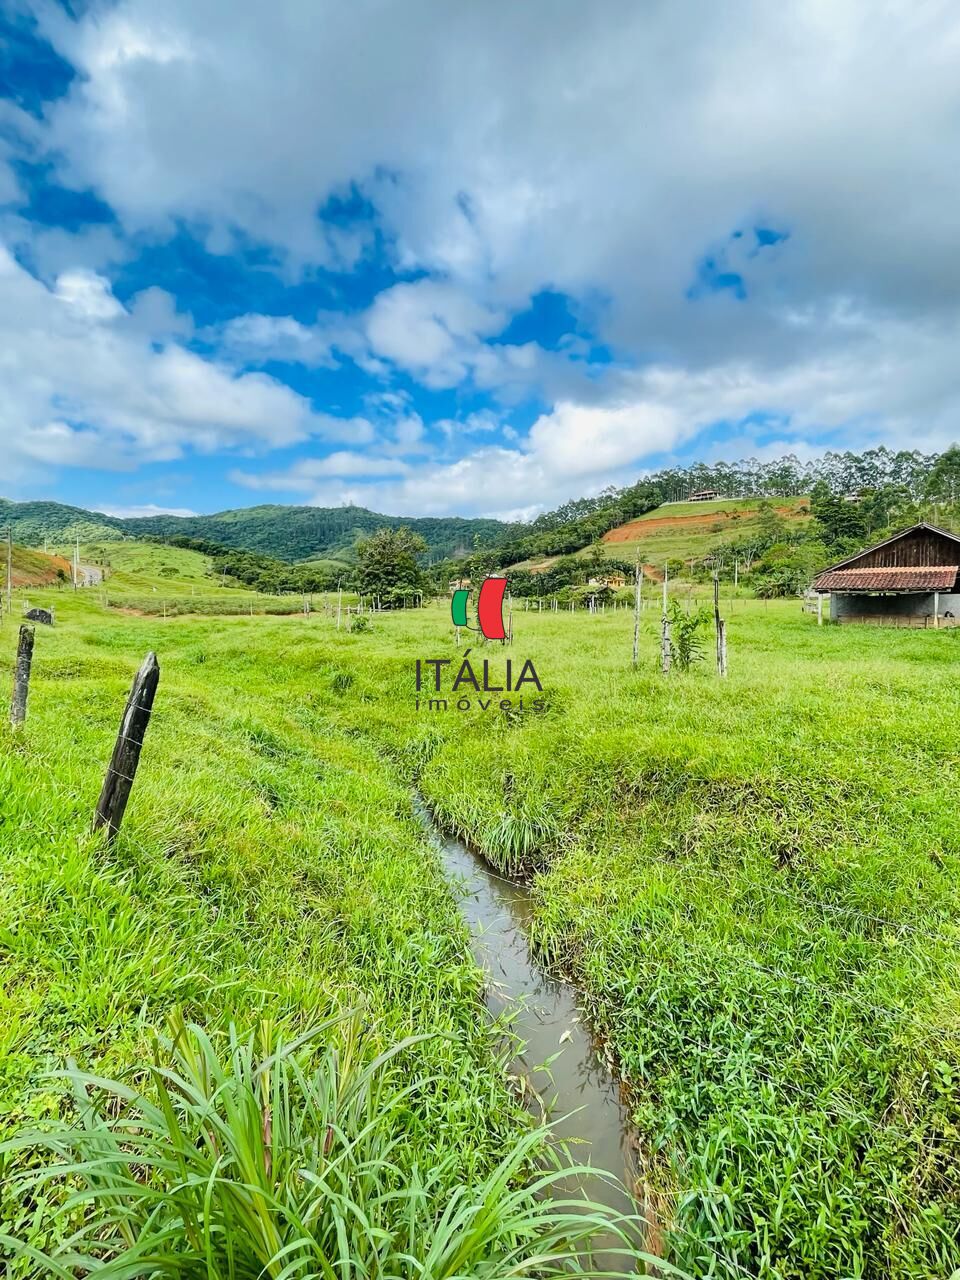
[812,522,960,626]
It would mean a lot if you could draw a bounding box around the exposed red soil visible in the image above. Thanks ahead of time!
[11,552,73,587]
[603,504,804,543]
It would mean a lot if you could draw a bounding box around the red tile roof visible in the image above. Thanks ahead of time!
[814,565,958,591]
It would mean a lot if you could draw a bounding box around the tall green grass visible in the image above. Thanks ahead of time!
[3,1015,669,1278]
[2,588,959,1277]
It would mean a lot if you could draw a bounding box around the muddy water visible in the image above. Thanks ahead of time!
[420,806,650,1263]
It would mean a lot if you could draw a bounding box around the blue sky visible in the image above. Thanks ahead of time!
[1,1,959,519]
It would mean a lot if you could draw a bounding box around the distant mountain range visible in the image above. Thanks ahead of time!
[5,446,946,569]
[0,497,521,563]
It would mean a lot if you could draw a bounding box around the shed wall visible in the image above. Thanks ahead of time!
[851,529,960,580]
[830,591,960,621]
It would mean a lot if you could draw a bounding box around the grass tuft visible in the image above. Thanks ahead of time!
[2,1014,673,1279]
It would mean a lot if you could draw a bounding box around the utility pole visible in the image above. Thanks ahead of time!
[6,525,12,621]
[73,533,80,589]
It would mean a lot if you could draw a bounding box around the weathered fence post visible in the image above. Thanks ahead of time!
[93,652,159,842]
[632,558,641,670]
[714,574,728,677]
[10,624,35,727]
[660,612,672,674]
[660,563,671,675]
[5,525,12,622]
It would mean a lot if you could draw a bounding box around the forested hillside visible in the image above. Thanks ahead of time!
[0,498,123,545]
[122,504,522,562]
[0,499,519,563]
[471,446,960,599]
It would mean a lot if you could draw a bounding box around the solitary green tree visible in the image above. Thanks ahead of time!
[356,526,427,606]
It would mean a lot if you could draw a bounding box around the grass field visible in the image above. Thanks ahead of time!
[50,542,350,617]
[1,578,959,1278]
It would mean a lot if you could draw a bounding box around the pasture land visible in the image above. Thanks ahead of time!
[52,541,352,616]
[1,586,959,1279]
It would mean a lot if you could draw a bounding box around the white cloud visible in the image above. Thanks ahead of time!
[231,451,410,491]
[0,244,371,485]
[436,410,502,438]
[7,0,960,513]
[127,286,194,340]
[95,502,199,517]
[0,214,131,281]
[31,0,960,327]
[363,280,505,389]
[54,268,126,320]
[265,310,960,517]
[218,312,335,366]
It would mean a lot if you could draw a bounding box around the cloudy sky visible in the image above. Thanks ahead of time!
[1,0,959,519]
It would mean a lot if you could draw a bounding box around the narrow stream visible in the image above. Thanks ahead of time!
[419,803,654,1266]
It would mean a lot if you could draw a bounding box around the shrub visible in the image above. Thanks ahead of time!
[667,601,710,671]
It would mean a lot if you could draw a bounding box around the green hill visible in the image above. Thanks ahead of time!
[78,541,219,593]
[0,498,519,564]
[0,498,123,546]
[122,505,520,562]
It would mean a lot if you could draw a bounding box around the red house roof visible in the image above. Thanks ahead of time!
[813,565,958,592]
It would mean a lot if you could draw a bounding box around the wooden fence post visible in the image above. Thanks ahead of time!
[10,624,35,727]
[660,612,672,674]
[632,558,641,670]
[714,574,728,677]
[93,652,159,842]
[660,564,671,674]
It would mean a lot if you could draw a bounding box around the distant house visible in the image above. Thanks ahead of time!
[813,522,960,625]
[588,571,627,588]
[688,489,722,502]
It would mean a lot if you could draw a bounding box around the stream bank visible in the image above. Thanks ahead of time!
[418,802,663,1268]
